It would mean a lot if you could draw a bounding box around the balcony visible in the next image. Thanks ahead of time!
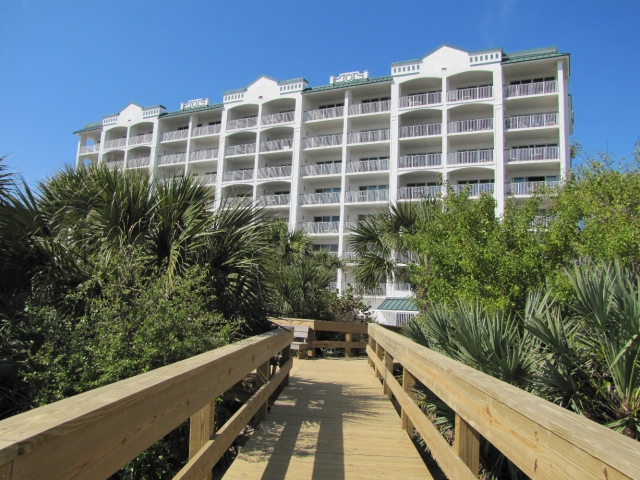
[157,152,186,165]
[505,146,560,163]
[104,138,126,149]
[505,180,559,196]
[257,165,292,179]
[399,92,442,108]
[398,153,441,169]
[160,130,188,142]
[398,186,441,200]
[227,117,258,131]
[347,129,390,144]
[105,160,123,170]
[225,197,252,208]
[301,163,342,177]
[341,250,358,260]
[446,86,493,103]
[504,81,558,99]
[300,221,340,234]
[299,192,340,205]
[504,113,558,130]
[79,144,100,154]
[191,124,221,137]
[399,123,441,138]
[343,221,358,232]
[348,100,391,116]
[225,143,256,157]
[261,111,294,126]
[342,283,387,297]
[190,148,219,162]
[222,170,254,182]
[259,139,294,153]
[447,149,494,165]
[345,159,389,173]
[128,134,153,146]
[345,189,389,203]
[257,194,291,207]
[451,183,495,196]
[127,157,150,168]
[304,106,344,122]
[303,134,343,149]
[197,173,217,186]
[448,118,493,134]
[394,283,411,292]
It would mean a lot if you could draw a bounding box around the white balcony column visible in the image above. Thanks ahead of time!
[184,114,195,176]
[557,59,570,178]
[338,89,351,294]
[123,126,131,169]
[253,103,264,202]
[389,81,400,204]
[442,75,449,195]
[75,134,85,168]
[148,118,161,182]
[494,69,506,217]
[290,95,303,232]
[98,128,107,165]
[214,110,229,209]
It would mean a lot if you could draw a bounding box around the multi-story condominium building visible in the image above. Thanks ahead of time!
[74,45,571,324]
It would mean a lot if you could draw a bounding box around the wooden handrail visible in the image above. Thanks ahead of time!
[270,317,368,358]
[368,324,640,480]
[0,329,293,480]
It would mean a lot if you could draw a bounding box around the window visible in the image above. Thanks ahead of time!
[407,183,425,187]
[360,156,389,161]
[359,185,388,191]
[208,121,221,126]
[177,126,189,131]
[314,216,340,222]
[315,187,340,193]
[274,190,290,195]
[362,97,390,104]
[318,103,344,109]
[317,160,341,165]
[313,244,339,252]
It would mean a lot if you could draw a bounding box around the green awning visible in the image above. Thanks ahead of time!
[377,298,418,312]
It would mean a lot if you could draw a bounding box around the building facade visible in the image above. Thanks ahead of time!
[74,45,572,322]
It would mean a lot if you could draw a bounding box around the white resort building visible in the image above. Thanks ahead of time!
[73,45,572,325]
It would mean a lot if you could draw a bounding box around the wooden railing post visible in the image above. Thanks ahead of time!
[401,367,416,436]
[368,337,375,367]
[454,414,480,476]
[189,401,215,480]
[375,342,384,379]
[253,360,270,424]
[345,333,352,358]
[281,345,291,387]
[383,351,394,399]
[307,328,315,358]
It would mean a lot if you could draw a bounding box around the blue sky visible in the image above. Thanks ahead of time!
[1,0,639,185]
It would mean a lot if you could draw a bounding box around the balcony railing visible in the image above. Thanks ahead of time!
[504,113,558,130]
[342,251,358,260]
[127,157,150,168]
[374,310,417,327]
[257,194,290,207]
[446,85,493,102]
[79,144,100,154]
[398,154,442,169]
[447,149,494,165]
[160,130,188,142]
[104,138,126,149]
[347,129,390,144]
[304,106,344,122]
[190,148,219,162]
[261,111,295,126]
[302,134,343,149]
[128,134,153,146]
[343,283,387,297]
[300,221,340,234]
[399,123,442,138]
[259,139,294,153]
[451,183,495,196]
[399,92,442,108]
[504,80,558,98]
[448,117,493,134]
[398,186,441,200]
[197,173,217,186]
[300,192,341,205]
[225,143,257,156]
[157,152,186,165]
[505,146,560,162]
[257,165,292,179]
[227,117,258,130]
[345,189,389,203]
[224,196,252,208]
[531,215,553,228]
[223,170,254,182]
[301,163,342,177]
[393,283,412,292]
[105,160,123,170]
[505,180,559,196]
[348,100,391,116]
[346,159,389,173]
[191,124,221,137]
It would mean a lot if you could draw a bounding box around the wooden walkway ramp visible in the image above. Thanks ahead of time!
[223,358,431,479]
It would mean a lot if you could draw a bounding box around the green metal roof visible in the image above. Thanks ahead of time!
[303,76,392,94]
[73,122,102,135]
[502,47,568,64]
[160,103,223,118]
[377,298,418,311]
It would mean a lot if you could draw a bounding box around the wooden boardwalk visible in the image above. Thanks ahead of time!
[223,357,432,479]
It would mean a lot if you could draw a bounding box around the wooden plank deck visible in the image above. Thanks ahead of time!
[223,358,432,479]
